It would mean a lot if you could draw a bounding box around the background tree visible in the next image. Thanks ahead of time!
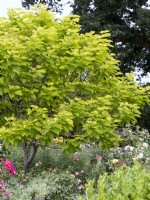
[0,5,149,172]
[71,0,150,77]
[21,0,63,12]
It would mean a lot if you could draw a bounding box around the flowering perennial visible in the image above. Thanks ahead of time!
[2,159,16,176]
[0,158,16,199]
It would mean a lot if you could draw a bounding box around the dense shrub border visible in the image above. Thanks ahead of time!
[79,163,150,200]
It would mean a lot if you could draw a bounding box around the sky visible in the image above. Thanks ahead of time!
[0,0,149,84]
[0,0,22,17]
[0,0,72,17]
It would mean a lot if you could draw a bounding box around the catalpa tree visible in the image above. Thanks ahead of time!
[0,5,149,172]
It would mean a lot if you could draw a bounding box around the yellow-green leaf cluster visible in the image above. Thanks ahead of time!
[0,5,149,151]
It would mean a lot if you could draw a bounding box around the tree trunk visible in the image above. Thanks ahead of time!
[21,141,38,173]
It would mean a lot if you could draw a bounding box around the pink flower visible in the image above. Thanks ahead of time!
[0,180,5,190]
[75,172,80,176]
[73,152,79,161]
[96,155,102,162]
[78,184,85,190]
[3,191,13,199]
[3,159,16,175]
[18,182,23,186]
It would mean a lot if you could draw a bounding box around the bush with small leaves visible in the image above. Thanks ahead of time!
[12,171,78,200]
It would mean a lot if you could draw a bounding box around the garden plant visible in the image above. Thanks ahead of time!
[0,4,150,200]
[0,5,149,173]
[0,127,150,199]
[78,163,150,200]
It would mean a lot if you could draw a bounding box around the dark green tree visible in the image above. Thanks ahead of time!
[137,83,150,132]
[21,0,63,12]
[137,104,150,131]
[71,0,150,76]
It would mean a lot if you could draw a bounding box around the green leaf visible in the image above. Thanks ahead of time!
[15,90,22,96]
[13,67,20,75]
[0,88,3,95]
[35,134,42,140]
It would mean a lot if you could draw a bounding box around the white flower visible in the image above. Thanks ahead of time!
[112,159,119,164]
[124,146,130,151]
[77,179,81,184]
[137,153,143,159]
[124,145,134,152]
[110,148,114,151]
[129,146,134,151]
[143,143,148,148]
[70,174,75,179]
[116,147,121,150]
[139,138,143,141]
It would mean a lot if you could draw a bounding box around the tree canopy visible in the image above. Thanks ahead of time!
[0,5,149,171]
[22,0,63,12]
[22,0,150,77]
[71,0,150,77]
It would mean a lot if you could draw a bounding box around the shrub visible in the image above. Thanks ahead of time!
[12,171,78,200]
[79,163,150,200]
[8,126,149,188]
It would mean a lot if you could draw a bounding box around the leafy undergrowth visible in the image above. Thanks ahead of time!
[79,163,150,200]
[0,126,150,199]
